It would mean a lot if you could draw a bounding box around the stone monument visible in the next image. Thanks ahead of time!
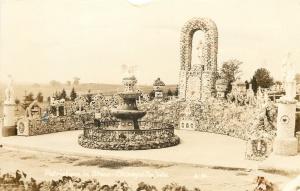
[153,78,165,99]
[2,75,17,137]
[273,53,298,155]
[178,18,218,101]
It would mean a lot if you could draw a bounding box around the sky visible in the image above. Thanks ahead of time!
[1,0,300,85]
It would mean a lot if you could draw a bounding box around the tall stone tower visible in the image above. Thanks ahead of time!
[178,18,218,101]
[2,76,17,137]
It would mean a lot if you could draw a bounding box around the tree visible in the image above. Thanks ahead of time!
[70,88,77,101]
[47,96,51,103]
[245,80,249,90]
[149,90,155,100]
[36,92,44,103]
[274,81,282,85]
[251,77,258,94]
[59,89,67,100]
[15,99,20,111]
[22,92,34,109]
[220,59,242,94]
[167,89,173,96]
[174,86,179,96]
[220,59,242,83]
[73,77,80,86]
[86,89,93,103]
[252,68,274,89]
[25,92,34,102]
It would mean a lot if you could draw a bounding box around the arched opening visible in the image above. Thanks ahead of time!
[191,30,205,70]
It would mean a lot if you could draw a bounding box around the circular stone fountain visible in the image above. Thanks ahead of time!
[78,75,180,150]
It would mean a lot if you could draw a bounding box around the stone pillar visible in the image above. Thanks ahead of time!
[201,71,211,101]
[178,70,187,100]
[273,81,298,155]
[2,76,17,137]
[2,102,17,137]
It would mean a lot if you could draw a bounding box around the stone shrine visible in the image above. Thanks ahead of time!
[178,18,218,101]
[153,78,165,99]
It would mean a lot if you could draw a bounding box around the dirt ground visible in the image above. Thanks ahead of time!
[0,147,296,191]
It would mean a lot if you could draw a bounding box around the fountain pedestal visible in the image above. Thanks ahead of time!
[111,77,146,130]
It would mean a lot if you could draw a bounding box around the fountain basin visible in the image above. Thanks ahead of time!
[78,121,180,150]
[111,110,146,120]
[118,92,140,99]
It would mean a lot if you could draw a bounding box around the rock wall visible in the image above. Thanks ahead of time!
[139,99,276,141]
[26,113,94,136]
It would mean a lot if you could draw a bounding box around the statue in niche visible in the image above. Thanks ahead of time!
[196,40,205,71]
[282,52,296,99]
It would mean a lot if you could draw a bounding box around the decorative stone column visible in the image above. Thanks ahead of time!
[273,98,298,155]
[2,76,17,137]
[273,54,298,155]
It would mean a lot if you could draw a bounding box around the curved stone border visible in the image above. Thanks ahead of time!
[78,133,180,150]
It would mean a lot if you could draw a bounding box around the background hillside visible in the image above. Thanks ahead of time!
[0,83,177,102]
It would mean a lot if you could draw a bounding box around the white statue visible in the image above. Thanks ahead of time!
[197,40,203,64]
[121,64,138,78]
[283,52,295,83]
[282,53,296,99]
[5,75,15,104]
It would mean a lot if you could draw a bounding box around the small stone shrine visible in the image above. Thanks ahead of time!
[153,78,165,99]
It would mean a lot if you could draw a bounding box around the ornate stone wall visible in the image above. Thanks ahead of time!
[179,18,218,101]
[17,113,94,136]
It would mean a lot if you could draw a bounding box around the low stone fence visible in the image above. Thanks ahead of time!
[17,113,94,136]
